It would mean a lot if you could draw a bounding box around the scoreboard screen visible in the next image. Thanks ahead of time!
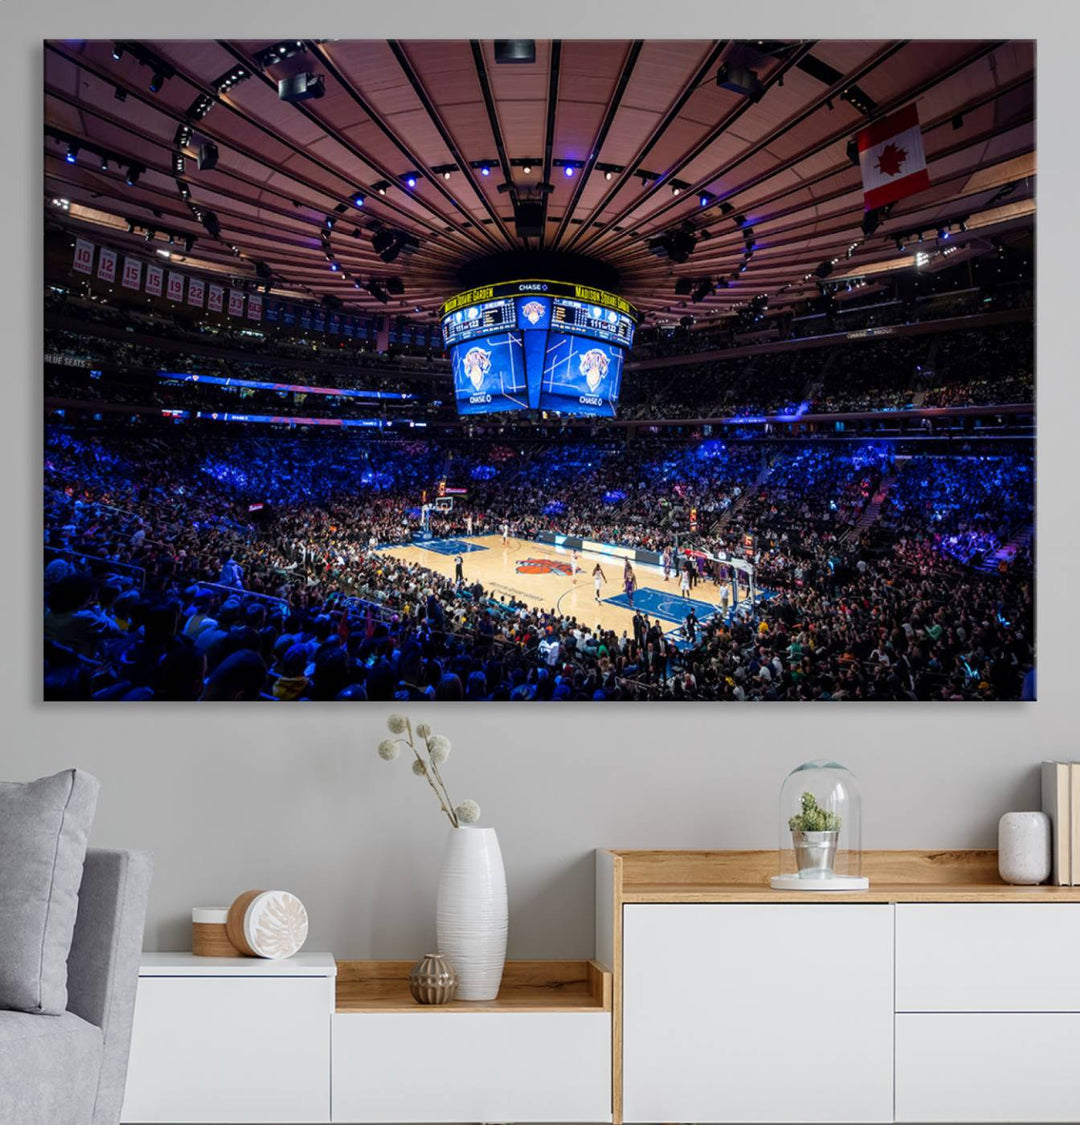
[450,331,529,415]
[440,280,637,418]
[441,298,517,348]
[551,298,635,348]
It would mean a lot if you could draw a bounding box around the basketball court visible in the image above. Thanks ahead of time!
[375,533,742,642]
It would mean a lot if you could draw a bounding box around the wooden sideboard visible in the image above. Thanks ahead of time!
[596,850,1080,1125]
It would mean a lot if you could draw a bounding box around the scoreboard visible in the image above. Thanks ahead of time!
[551,298,635,348]
[441,298,517,348]
[440,280,638,419]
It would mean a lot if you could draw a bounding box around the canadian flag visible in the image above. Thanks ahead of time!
[856,104,930,210]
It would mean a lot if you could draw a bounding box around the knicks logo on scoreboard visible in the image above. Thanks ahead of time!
[462,346,492,391]
[579,348,610,393]
[516,558,572,575]
[521,300,546,325]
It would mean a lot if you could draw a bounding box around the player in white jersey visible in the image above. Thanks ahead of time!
[501,521,510,545]
[465,514,473,536]
[571,549,580,584]
[592,562,608,604]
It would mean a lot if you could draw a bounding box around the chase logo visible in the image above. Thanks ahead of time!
[521,300,546,325]
[579,348,610,393]
[516,558,572,575]
[462,346,492,391]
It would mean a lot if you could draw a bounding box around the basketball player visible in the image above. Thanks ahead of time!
[571,548,581,584]
[501,521,510,546]
[680,564,691,599]
[662,545,673,583]
[454,555,464,584]
[623,561,637,608]
[592,562,608,604]
[466,513,473,536]
[720,578,732,617]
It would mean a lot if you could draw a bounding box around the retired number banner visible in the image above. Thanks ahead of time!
[228,288,245,317]
[122,256,143,291]
[167,271,185,302]
[72,238,94,275]
[96,247,117,283]
[145,264,164,297]
[188,277,205,307]
[208,284,224,312]
[247,293,263,321]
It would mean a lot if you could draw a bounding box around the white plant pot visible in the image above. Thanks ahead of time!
[435,826,508,1001]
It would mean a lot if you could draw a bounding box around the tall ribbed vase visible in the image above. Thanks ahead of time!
[435,826,507,1001]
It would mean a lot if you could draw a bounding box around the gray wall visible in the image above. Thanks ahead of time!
[5,3,1079,960]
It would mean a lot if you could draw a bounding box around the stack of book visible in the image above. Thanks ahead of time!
[1041,760,1080,885]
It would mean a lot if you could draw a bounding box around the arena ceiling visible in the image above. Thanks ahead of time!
[44,38,1035,327]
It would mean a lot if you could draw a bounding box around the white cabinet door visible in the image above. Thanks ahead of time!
[623,904,894,1124]
[896,1013,1080,1122]
[121,976,331,1123]
[333,1011,611,1123]
[896,904,1080,1011]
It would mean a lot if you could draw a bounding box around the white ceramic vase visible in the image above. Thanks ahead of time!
[998,811,1052,885]
[435,825,507,1001]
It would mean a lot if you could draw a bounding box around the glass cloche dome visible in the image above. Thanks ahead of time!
[771,760,868,891]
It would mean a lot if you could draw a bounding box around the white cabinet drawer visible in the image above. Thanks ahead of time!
[896,904,1080,1011]
[896,1013,1080,1122]
[622,904,894,1123]
[121,976,332,1123]
[332,1011,611,1123]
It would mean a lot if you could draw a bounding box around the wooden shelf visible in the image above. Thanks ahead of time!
[605,849,1080,903]
[335,959,611,1013]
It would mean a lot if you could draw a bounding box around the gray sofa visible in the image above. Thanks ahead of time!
[0,848,153,1125]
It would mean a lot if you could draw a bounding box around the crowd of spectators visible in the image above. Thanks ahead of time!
[44,423,1034,702]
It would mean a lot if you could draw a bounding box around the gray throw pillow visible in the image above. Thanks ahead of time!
[0,769,99,1014]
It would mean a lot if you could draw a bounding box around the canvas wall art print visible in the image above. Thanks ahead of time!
[43,38,1035,701]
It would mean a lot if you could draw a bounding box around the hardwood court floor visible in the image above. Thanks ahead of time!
[375,534,732,640]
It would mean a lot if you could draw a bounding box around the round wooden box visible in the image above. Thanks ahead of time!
[226,889,309,959]
[192,906,239,957]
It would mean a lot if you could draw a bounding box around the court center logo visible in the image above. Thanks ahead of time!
[579,347,610,392]
[521,300,546,325]
[516,557,572,575]
[462,346,492,391]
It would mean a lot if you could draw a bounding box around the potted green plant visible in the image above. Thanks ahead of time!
[788,792,842,877]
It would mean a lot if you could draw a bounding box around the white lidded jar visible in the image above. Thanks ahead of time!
[998,811,1052,885]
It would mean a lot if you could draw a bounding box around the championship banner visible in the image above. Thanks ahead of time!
[264,300,279,322]
[247,293,262,321]
[122,256,143,291]
[167,271,185,302]
[145,264,163,297]
[208,284,224,312]
[228,288,245,317]
[328,313,339,334]
[342,319,354,337]
[72,238,94,275]
[96,247,117,283]
[187,277,205,308]
[856,104,930,210]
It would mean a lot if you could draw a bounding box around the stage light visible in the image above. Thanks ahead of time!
[112,43,123,60]
[149,70,166,93]
[350,192,365,208]
[125,164,142,186]
[144,228,155,242]
[329,262,340,271]
[605,170,613,181]
[406,173,419,189]
[443,170,451,180]
[65,143,79,164]
[564,165,574,178]
[895,238,905,252]
[100,155,109,171]
[522,165,531,175]
[699,193,710,207]
[114,85,127,102]
[938,227,950,240]
[325,215,335,229]
[481,166,491,177]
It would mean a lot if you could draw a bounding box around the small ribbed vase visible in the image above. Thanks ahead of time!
[435,826,507,1001]
[408,953,458,1005]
